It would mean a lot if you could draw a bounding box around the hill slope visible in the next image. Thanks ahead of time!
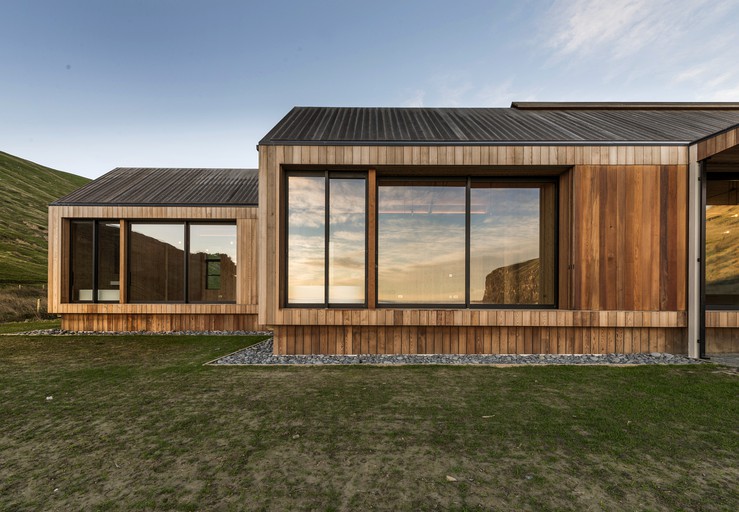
[0,151,89,283]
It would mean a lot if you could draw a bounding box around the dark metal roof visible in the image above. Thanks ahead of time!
[52,168,258,206]
[511,102,739,110]
[259,106,739,146]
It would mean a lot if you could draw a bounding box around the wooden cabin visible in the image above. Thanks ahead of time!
[49,102,739,357]
[48,167,260,332]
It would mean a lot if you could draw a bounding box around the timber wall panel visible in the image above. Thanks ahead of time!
[61,313,261,332]
[258,144,692,355]
[697,126,739,160]
[267,309,684,328]
[705,311,739,353]
[571,165,687,311]
[273,326,687,355]
[260,144,690,327]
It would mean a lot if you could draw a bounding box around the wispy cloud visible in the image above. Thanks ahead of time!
[545,0,706,58]
[538,0,739,100]
[402,89,426,107]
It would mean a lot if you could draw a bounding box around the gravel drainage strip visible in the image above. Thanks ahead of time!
[209,338,705,366]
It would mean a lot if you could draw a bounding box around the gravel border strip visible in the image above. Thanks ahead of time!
[209,338,705,366]
[3,329,273,337]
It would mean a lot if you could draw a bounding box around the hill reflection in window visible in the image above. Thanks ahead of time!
[129,224,185,302]
[706,177,739,307]
[378,179,556,307]
[470,183,555,305]
[128,223,236,303]
[378,181,466,304]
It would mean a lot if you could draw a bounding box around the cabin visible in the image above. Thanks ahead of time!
[49,102,739,358]
[48,167,260,332]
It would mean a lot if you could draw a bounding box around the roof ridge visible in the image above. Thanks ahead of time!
[511,102,739,110]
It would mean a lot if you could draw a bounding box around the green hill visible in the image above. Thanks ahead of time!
[0,151,90,283]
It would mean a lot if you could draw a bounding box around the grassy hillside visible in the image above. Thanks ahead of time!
[0,151,89,283]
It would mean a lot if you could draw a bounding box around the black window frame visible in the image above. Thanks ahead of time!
[375,175,558,310]
[126,220,237,305]
[69,219,120,304]
[283,170,369,308]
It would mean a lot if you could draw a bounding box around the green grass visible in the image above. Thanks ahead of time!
[1,335,737,511]
[0,319,60,334]
[0,151,89,283]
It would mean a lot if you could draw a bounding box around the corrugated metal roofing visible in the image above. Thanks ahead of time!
[259,107,739,145]
[52,168,258,206]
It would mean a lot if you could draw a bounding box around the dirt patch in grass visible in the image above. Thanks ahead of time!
[0,335,737,511]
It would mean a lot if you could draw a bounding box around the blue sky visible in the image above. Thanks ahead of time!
[2,0,738,178]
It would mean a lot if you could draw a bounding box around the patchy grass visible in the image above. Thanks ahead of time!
[0,335,737,511]
[0,319,60,334]
[0,284,56,323]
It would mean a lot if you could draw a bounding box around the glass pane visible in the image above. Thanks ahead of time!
[129,223,185,302]
[706,179,739,306]
[96,222,120,302]
[329,178,366,304]
[469,184,555,305]
[378,181,465,304]
[188,224,236,302]
[70,220,93,302]
[287,176,326,304]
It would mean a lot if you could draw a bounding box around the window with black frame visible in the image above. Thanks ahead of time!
[69,220,120,303]
[705,175,739,308]
[377,178,556,308]
[128,222,237,303]
[286,172,367,306]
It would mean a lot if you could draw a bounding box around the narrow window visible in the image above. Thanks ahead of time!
[70,220,94,302]
[329,178,366,304]
[469,182,556,306]
[287,175,326,304]
[286,172,367,306]
[69,220,120,303]
[96,222,120,302]
[706,176,739,308]
[188,224,237,302]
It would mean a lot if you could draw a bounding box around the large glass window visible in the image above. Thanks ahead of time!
[378,178,557,308]
[286,172,366,306]
[69,220,120,303]
[378,180,466,304]
[706,176,739,307]
[188,224,237,302]
[129,223,186,302]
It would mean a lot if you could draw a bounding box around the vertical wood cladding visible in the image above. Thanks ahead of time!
[61,313,261,332]
[572,165,687,311]
[273,325,687,355]
[705,311,739,353]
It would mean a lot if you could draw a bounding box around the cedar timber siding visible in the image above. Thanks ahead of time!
[48,205,260,331]
[258,143,690,355]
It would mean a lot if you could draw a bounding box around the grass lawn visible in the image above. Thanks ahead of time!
[0,319,61,334]
[1,335,737,511]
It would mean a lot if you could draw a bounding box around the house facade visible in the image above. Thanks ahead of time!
[49,102,739,357]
